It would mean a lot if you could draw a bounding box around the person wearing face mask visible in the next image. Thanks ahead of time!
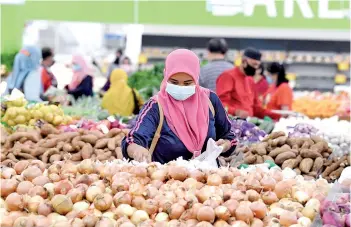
[65,55,93,100]
[41,47,57,93]
[216,47,281,120]
[253,64,269,97]
[121,49,237,164]
[262,62,293,111]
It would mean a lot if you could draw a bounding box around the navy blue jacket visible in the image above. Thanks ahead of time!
[67,75,93,100]
[122,92,236,164]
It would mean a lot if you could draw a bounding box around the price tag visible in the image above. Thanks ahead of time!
[338,62,349,71]
[107,116,116,122]
[335,74,347,84]
[98,124,109,134]
[234,58,241,66]
[286,73,297,81]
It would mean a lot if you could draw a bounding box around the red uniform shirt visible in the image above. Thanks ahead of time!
[216,67,280,120]
[263,83,293,110]
[254,77,269,97]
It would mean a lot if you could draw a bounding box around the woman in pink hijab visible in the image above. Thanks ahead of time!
[65,55,93,100]
[122,49,236,164]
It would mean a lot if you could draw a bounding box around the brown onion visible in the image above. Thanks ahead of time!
[67,188,84,203]
[279,210,297,226]
[130,166,148,178]
[230,190,247,201]
[1,167,16,179]
[5,193,24,211]
[186,219,199,227]
[14,160,29,175]
[32,176,50,186]
[246,189,260,202]
[49,173,61,182]
[113,191,132,207]
[111,178,130,193]
[251,218,264,227]
[151,169,167,181]
[28,186,48,198]
[214,220,230,227]
[142,199,158,216]
[274,180,293,199]
[77,159,95,174]
[51,194,73,215]
[93,193,113,211]
[235,205,254,223]
[223,199,239,216]
[261,191,278,205]
[38,202,53,216]
[33,216,51,227]
[22,166,42,181]
[207,174,222,186]
[217,169,234,184]
[86,186,103,202]
[13,216,34,227]
[1,179,18,197]
[70,218,84,227]
[245,177,261,192]
[197,206,215,223]
[168,166,188,181]
[132,196,145,210]
[75,184,88,194]
[82,214,98,227]
[189,170,206,183]
[27,195,44,213]
[250,201,267,219]
[260,175,276,191]
[54,180,74,195]
[169,203,185,220]
[215,205,231,221]
[75,174,93,186]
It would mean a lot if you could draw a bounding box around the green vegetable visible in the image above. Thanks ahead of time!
[238,164,249,169]
[264,160,277,168]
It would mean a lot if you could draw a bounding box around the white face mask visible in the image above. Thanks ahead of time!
[166,83,196,101]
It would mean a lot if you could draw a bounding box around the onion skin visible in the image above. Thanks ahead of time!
[13,216,34,227]
[169,203,185,220]
[51,195,73,215]
[32,176,50,186]
[197,206,215,223]
[54,180,74,195]
[14,160,29,175]
[235,205,254,224]
[113,191,132,207]
[1,179,18,197]
[168,166,188,181]
[207,174,222,186]
[5,193,24,211]
[38,202,53,216]
[93,193,113,212]
[250,201,267,219]
[22,166,42,182]
[223,199,239,216]
[215,206,231,221]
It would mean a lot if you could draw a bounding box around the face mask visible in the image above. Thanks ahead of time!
[266,75,273,85]
[166,83,196,101]
[243,61,256,76]
[72,64,81,71]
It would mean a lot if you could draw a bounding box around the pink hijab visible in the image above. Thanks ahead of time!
[68,55,91,90]
[154,49,210,156]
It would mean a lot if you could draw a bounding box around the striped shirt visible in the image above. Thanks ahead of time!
[200,59,233,92]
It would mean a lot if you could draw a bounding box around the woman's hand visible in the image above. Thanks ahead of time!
[127,144,151,163]
[216,139,231,153]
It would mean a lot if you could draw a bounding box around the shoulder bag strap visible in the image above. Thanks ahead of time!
[208,98,215,117]
[149,101,164,155]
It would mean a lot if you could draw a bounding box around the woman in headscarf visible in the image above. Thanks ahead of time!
[262,62,293,111]
[65,55,93,100]
[101,69,143,116]
[6,46,42,101]
[121,49,236,164]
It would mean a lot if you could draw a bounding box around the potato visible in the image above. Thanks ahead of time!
[107,138,116,151]
[299,158,313,174]
[94,138,110,149]
[282,159,298,169]
[263,155,274,162]
[275,151,297,165]
[312,157,324,172]
[81,134,99,145]
[244,155,256,164]
[322,152,330,158]
[106,128,122,138]
[63,144,74,153]
[293,168,301,175]
[268,148,286,158]
[49,154,62,163]
[256,155,264,164]
[97,151,112,161]
[263,131,285,142]
[300,149,322,159]
[81,143,93,160]
[310,142,326,153]
[330,167,344,180]
[115,147,123,160]
[272,136,288,147]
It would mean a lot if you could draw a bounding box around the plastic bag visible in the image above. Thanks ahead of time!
[194,138,223,168]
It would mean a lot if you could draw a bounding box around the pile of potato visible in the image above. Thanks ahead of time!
[238,132,350,181]
[1,124,129,167]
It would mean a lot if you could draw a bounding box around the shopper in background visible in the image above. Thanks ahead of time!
[65,55,93,100]
[101,69,143,116]
[41,47,57,93]
[253,64,269,97]
[6,46,43,102]
[120,57,135,76]
[263,62,293,111]
[216,47,280,120]
[106,49,123,78]
[200,38,233,92]
[122,49,236,163]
